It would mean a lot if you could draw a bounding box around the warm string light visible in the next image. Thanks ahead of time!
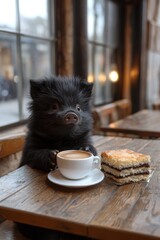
[88,69,119,84]
[88,73,106,84]
[87,74,94,83]
[98,73,106,83]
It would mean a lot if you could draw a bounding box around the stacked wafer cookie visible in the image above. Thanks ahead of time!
[101,149,151,185]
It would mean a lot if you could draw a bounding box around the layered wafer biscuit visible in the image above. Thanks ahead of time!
[101,149,151,185]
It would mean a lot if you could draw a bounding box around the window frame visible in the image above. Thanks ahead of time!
[0,0,56,129]
[87,0,122,106]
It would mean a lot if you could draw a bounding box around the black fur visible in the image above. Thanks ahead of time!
[20,76,97,172]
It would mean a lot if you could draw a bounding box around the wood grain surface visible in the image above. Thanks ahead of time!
[0,135,160,239]
[101,110,160,138]
[0,134,25,158]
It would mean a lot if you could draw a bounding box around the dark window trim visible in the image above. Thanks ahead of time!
[0,119,27,132]
[129,0,147,112]
[0,28,57,41]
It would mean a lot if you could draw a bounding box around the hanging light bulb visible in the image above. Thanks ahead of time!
[109,70,119,82]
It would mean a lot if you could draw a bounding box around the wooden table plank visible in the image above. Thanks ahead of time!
[101,110,160,138]
[0,172,117,236]
[123,169,160,231]
[0,166,45,201]
[89,171,160,240]
[1,136,160,239]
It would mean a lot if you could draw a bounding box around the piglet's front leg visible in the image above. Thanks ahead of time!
[20,149,59,172]
[80,144,97,156]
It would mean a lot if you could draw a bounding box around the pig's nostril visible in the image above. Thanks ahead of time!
[64,112,79,124]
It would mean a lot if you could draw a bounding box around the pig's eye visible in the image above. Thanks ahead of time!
[76,105,81,111]
[52,103,59,111]
[48,103,59,114]
[52,103,58,110]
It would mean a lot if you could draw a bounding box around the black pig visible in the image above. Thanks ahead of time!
[20,76,97,171]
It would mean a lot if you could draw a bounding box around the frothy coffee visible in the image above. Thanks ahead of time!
[58,150,91,160]
[57,150,100,179]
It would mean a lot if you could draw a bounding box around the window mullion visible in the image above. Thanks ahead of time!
[48,0,55,74]
[16,0,23,119]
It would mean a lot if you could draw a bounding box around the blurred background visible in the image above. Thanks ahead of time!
[0,0,159,128]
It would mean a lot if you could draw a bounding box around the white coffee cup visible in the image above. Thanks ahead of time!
[56,150,101,180]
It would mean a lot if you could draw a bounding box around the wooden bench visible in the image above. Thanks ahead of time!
[0,132,26,239]
[0,133,26,176]
[115,99,132,119]
[92,102,118,134]
[92,99,131,135]
[152,100,160,110]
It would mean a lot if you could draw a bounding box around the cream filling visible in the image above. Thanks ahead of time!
[105,172,149,185]
[101,155,150,170]
[102,164,150,177]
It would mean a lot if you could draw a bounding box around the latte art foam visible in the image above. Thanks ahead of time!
[58,150,91,160]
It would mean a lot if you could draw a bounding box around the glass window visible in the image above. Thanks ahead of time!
[106,1,119,47]
[21,38,51,80]
[19,0,49,37]
[0,0,17,30]
[87,0,120,106]
[0,0,55,127]
[0,33,19,126]
[21,38,52,116]
[88,0,105,43]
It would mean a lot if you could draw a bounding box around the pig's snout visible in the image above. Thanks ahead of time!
[64,112,79,124]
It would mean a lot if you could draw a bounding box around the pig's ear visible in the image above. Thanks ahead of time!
[80,82,93,98]
[30,79,45,99]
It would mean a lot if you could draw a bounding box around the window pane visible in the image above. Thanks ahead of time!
[88,44,111,105]
[88,0,119,46]
[0,0,16,30]
[0,33,19,126]
[21,38,51,80]
[0,0,55,127]
[106,1,119,47]
[88,44,119,105]
[19,0,49,36]
[21,37,51,114]
[88,0,105,43]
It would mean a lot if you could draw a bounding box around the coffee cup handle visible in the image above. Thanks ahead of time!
[92,156,101,170]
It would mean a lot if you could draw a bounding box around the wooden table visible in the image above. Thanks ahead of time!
[101,109,160,138]
[1,135,160,240]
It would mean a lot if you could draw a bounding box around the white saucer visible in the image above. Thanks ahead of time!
[48,169,105,188]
